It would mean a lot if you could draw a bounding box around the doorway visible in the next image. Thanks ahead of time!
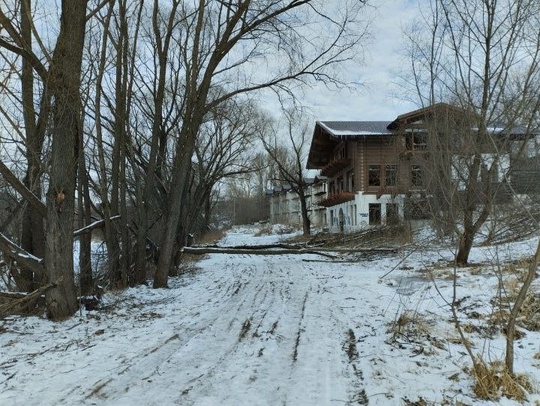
[369,204,381,225]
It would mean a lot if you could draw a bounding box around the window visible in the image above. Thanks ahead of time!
[368,165,381,186]
[412,165,423,187]
[347,170,355,191]
[405,131,428,150]
[385,165,397,187]
[338,176,344,192]
[413,133,428,150]
[369,203,381,225]
[336,143,347,159]
[386,203,399,225]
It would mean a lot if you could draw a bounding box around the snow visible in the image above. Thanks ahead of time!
[1,225,540,405]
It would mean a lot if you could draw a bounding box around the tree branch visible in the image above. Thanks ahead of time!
[0,160,47,218]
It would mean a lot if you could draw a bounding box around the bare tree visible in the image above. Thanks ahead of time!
[189,99,262,236]
[19,0,46,292]
[261,108,313,236]
[43,0,89,319]
[0,1,49,292]
[0,0,91,319]
[403,0,540,265]
[401,0,540,382]
[153,0,369,288]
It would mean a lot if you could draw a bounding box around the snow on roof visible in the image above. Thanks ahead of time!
[317,121,394,138]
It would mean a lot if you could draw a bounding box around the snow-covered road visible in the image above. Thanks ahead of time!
[90,251,390,405]
[166,252,382,405]
[2,226,539,405]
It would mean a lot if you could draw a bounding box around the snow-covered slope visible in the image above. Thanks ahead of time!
[1,226,539,405]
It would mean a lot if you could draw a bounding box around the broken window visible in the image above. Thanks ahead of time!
[413,133,428,150]
[412,165,423,187]
[385,165,397,187]
[405,130,428,150]
[347,170,355,191]
[368,165,381,186]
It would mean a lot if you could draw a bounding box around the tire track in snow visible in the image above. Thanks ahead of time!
[88,253,373,405]
[174,257,313,405]
[81,333,182,402]
[81,256,268,403]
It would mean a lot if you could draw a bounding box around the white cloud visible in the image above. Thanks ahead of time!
[304,0,421,121]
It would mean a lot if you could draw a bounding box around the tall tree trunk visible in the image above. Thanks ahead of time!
[78,138,93,296]
[456,225,474,266]
[296,187,311,237]
[113,0,130,287]
[134,0,180,285]
[90,0,121,290]
[45,0,88,320]
[154,135,196,287]
[119,141,130,286]
[19,0,46,292]
[455,152,482,265]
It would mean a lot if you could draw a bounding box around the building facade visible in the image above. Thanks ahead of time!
[267,177,327,228]
[305,103,537,232]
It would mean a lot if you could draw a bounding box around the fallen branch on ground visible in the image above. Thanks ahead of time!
[0,280,60,318]
[183,246,337,258]
[183,246,397,257]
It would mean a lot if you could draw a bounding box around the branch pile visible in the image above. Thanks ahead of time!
[0,281,58,318]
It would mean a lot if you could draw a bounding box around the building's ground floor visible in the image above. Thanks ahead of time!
[326,193,405,233]
[268,192,424,232]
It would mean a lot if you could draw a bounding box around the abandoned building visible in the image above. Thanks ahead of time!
[267,103,539,232]
[266,177,327,228]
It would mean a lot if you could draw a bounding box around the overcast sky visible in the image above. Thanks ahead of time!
[304,0,420,122]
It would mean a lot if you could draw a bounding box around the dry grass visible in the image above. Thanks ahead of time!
[487,309,509,328]
[447,336,473,347]
[387,310,431,340]
[519,293,540,331]
[472,360,531,402]
[300,224,412,249]
[197,229,228,244]
[491,260,540,332]
[503,276,522,302]
[500,259,532,297]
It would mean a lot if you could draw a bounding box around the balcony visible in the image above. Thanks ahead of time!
[321,158,351,177]
[317,191,355,207]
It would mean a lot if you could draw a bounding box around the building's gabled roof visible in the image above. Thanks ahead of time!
[387,102,471,129]
[306,102,540,170]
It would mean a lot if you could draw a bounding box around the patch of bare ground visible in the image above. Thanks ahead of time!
[345,328,359,361]
[343,328,368,405]
[197,228,228,244]
[292,292,308,362]
[238,319,252,341]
